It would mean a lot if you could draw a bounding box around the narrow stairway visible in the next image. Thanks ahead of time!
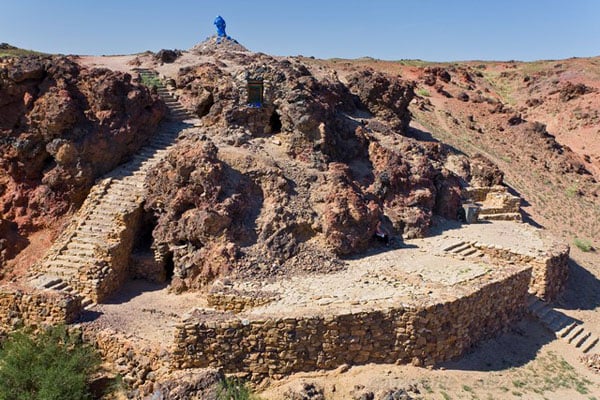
[443,241,485,259]
[28,70,199,309]
[135,68,196,121]
[527,296,599,354]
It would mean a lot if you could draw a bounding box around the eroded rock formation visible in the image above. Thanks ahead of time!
[143,52,504,289]
[0,56,166,264]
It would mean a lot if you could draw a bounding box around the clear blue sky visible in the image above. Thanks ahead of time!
[1,0,599,61]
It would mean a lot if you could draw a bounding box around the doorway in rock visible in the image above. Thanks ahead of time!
[269,109,282,133]
[164,251,175,282]
[131,211,171,283]
[247,79,264,107]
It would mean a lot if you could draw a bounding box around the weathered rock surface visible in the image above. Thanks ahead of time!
[143,50,510,288]
[0,218,27,268]
[0,56,166,262]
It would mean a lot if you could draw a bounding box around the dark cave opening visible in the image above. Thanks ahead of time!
[164,251,175,282]
[269,110,282,134]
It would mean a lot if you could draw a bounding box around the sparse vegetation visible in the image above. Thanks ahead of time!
[417,88,431,97]
[140,74,162,89]
[440,391,452,400]
[0,44,45,58]
[0,325,101,400]
[217,377,259,400]
[565,184,579,198]
[574,237,593,252]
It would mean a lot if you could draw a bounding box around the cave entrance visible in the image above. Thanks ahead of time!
[247,79,264,107]
[269,109,282,133]
[164,251,175,282]
[131,211,172,283]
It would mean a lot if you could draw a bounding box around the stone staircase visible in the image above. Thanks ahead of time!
[464,186,522,222]
[528,296,599,354]
[135,68,195,121]
[28,70,199,309]
[442,241,485,259]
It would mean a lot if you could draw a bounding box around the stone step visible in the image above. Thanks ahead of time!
[558,322,578,338]
[61,285,74,293]
[536,305,553,319]
[548,315,569,332]
[82,298,95,309]
[567,326,585,344]
[83,218,114,227]
[52,281,69,290]
[110,181,144,189]
[582,336,599,353]
[78,225,110,234]
[104,194,136,202]
[442,242,465,251]
[90,209,117,217]
[528,299,547,314]
[478,212,522,221]
[74,229,106,239]
[102,199,139,208]
[574,331,592,348]
[71,234,102,244]
[64,240,96,249]
[64,246,95,257]
[43,278,63,289]
[45,263,79,275]
[451,243,471,254]
[107,179,142,188]
[55,254,92,264]
[462,248,478,257]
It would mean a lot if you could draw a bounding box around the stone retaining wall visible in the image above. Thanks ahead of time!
[81,327,165,395]
[0,286,81,333]
[207,287,278,313]
[475,243,569,301]
[93,205,143,303]
[172,267,531,381]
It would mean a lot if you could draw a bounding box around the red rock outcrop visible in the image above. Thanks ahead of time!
[143,52,482,287]
[0,56,166,235]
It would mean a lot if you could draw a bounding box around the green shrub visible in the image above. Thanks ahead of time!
[140,74,161,89]
[0,325,100,400]
[217,377,258,400]
[416,88,431,97]
[574,238,593,252]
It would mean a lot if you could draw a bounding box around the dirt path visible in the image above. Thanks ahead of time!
[84,280,207,345]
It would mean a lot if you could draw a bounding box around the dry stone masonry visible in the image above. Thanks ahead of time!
[0,285,80,333]
[171,267,531,381]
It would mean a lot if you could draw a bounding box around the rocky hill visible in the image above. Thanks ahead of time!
[0,56,165,268]
[136,45,510,291]
[313,57,600,246]
[1,40,599,399]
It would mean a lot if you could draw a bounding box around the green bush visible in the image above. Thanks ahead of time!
[574,238,593,252]
[217,377,258,400]
[140,74,161,89]
[0,325,100,400]
[416,88,431,97]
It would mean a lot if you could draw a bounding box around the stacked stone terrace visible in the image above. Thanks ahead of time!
[170,221,569,381]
